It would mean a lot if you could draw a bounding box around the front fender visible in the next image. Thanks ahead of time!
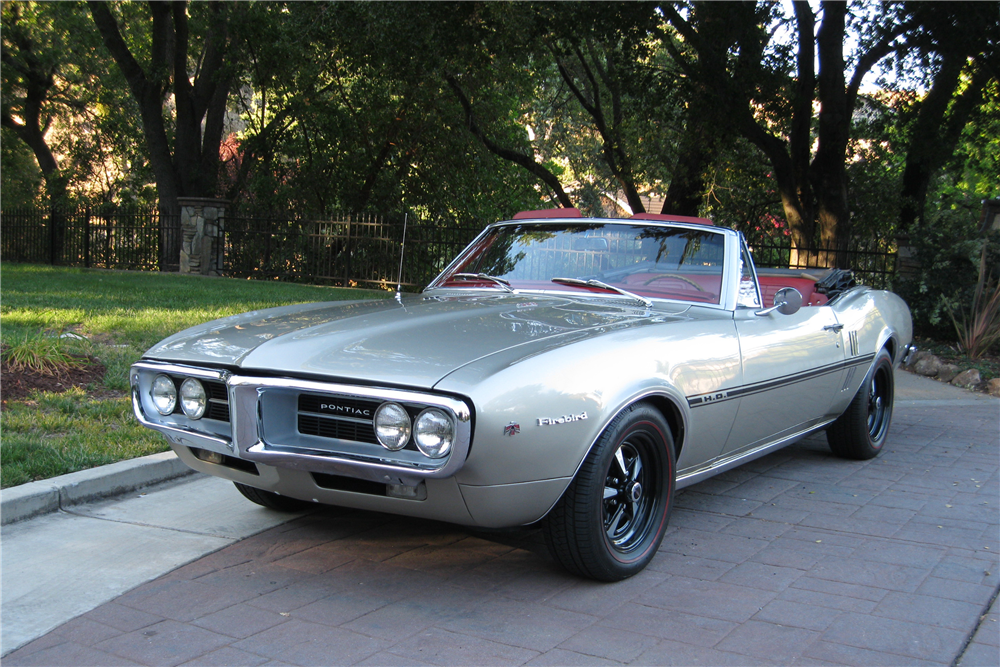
[437,318,741,489]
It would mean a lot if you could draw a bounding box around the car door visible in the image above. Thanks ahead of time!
[722,304,847,455]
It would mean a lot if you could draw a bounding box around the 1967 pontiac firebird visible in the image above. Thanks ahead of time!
[131,209,914,580]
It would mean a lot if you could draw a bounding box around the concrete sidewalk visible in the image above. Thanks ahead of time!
[2,370,998,665]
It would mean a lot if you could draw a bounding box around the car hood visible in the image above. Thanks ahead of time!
[144,293,687,388]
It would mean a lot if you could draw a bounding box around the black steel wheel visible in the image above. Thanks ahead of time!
[544,403,676,581]
[234,482,311,512]
[827,348,894,460]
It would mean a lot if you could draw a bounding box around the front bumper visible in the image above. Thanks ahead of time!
[131,360,473,488]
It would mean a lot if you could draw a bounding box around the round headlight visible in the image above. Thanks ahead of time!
[374,403,411,450]
[179,378,207,419]
[150,374,177,415]
[414,408,455,459]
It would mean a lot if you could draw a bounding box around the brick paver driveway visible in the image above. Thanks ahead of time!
[7,401,998,666]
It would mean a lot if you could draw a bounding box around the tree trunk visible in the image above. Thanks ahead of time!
[662,96,716,216]
[898,54,989,231]
[810,3,852,267]
[1,5,69,258]
[89,0,236,269]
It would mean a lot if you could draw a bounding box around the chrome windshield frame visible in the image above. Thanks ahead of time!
[426,218,741,312]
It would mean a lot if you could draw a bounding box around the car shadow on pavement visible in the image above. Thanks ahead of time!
[6,404,999,666]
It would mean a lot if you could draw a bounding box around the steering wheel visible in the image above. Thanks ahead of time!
[643,274,707,292]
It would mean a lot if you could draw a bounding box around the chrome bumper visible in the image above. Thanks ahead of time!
[131,361,472,487]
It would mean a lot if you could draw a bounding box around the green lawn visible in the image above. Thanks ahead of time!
[1,264,387,487]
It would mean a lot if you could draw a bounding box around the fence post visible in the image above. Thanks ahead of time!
[345,216,352,287]
[48,206,56,265]
[84,206,91,268]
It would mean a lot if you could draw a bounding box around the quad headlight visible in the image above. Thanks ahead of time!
[374,402,411,450]
[179,378,207,419]
[414,408,455,459]
[150,374,177,415]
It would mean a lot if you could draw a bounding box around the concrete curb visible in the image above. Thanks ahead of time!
[1,451,196,526]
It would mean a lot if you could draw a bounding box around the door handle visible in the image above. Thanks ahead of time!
[823,323,845,333]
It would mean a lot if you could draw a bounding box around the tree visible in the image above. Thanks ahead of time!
[87,0,239,210]
[661,1,911,261]
[441,2,690,217]
[0,0,132,256]
[1,1,68,209]
[894,1,1000,231]
[219,2,543,222]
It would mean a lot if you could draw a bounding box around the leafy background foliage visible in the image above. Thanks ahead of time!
[2,0,998,345]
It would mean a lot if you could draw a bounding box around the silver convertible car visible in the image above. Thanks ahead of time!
[131,210,914,580]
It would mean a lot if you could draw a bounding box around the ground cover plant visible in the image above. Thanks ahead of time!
[0,264,386,488]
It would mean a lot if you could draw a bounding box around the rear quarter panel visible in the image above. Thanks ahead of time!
[829,288,913,413]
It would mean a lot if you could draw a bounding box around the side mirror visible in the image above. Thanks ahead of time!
[755,287,803,317]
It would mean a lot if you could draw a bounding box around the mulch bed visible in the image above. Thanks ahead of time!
[0,353,107,405]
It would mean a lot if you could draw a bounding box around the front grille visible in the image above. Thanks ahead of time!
[298,394,381,417]
[298,413,377,444]
[205,380,230,422]
[297,393,381,445]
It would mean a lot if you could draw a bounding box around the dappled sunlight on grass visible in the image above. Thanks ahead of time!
[0,263,389,486]
[0,389,169,488]
[1,264,384,349]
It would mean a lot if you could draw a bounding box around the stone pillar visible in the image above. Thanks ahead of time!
[894,232,919,281]
[178,198,227,275]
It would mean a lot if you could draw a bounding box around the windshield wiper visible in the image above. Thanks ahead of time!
[551,277,652,307]
[451,273,515,293]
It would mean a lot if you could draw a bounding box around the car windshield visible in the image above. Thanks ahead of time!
[431,222,726,305]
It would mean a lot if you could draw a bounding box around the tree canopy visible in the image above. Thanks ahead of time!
[3,0,998,240]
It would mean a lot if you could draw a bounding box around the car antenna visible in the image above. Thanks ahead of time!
[395,212,408,303]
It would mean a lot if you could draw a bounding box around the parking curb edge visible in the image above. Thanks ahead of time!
[1,451,196,526]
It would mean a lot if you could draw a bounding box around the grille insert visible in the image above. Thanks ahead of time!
[296,393,432,450]
[297,393,381,445]
[298,413,377,444]
[205,380,230,422]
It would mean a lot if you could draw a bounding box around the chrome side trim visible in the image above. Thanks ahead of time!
[675,418,836,489]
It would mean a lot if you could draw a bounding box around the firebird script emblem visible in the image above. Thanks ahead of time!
[537,412,588,426]
[504,422,521,436]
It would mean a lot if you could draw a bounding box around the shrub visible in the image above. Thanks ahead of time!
[948,244,1000,359]
[896,200,1000,345]
[2,333,83,376]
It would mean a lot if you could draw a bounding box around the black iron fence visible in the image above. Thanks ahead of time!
[2,206,896,290]
[751,237,897,289]
[0,206,180,271]
[222,211,483,289]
